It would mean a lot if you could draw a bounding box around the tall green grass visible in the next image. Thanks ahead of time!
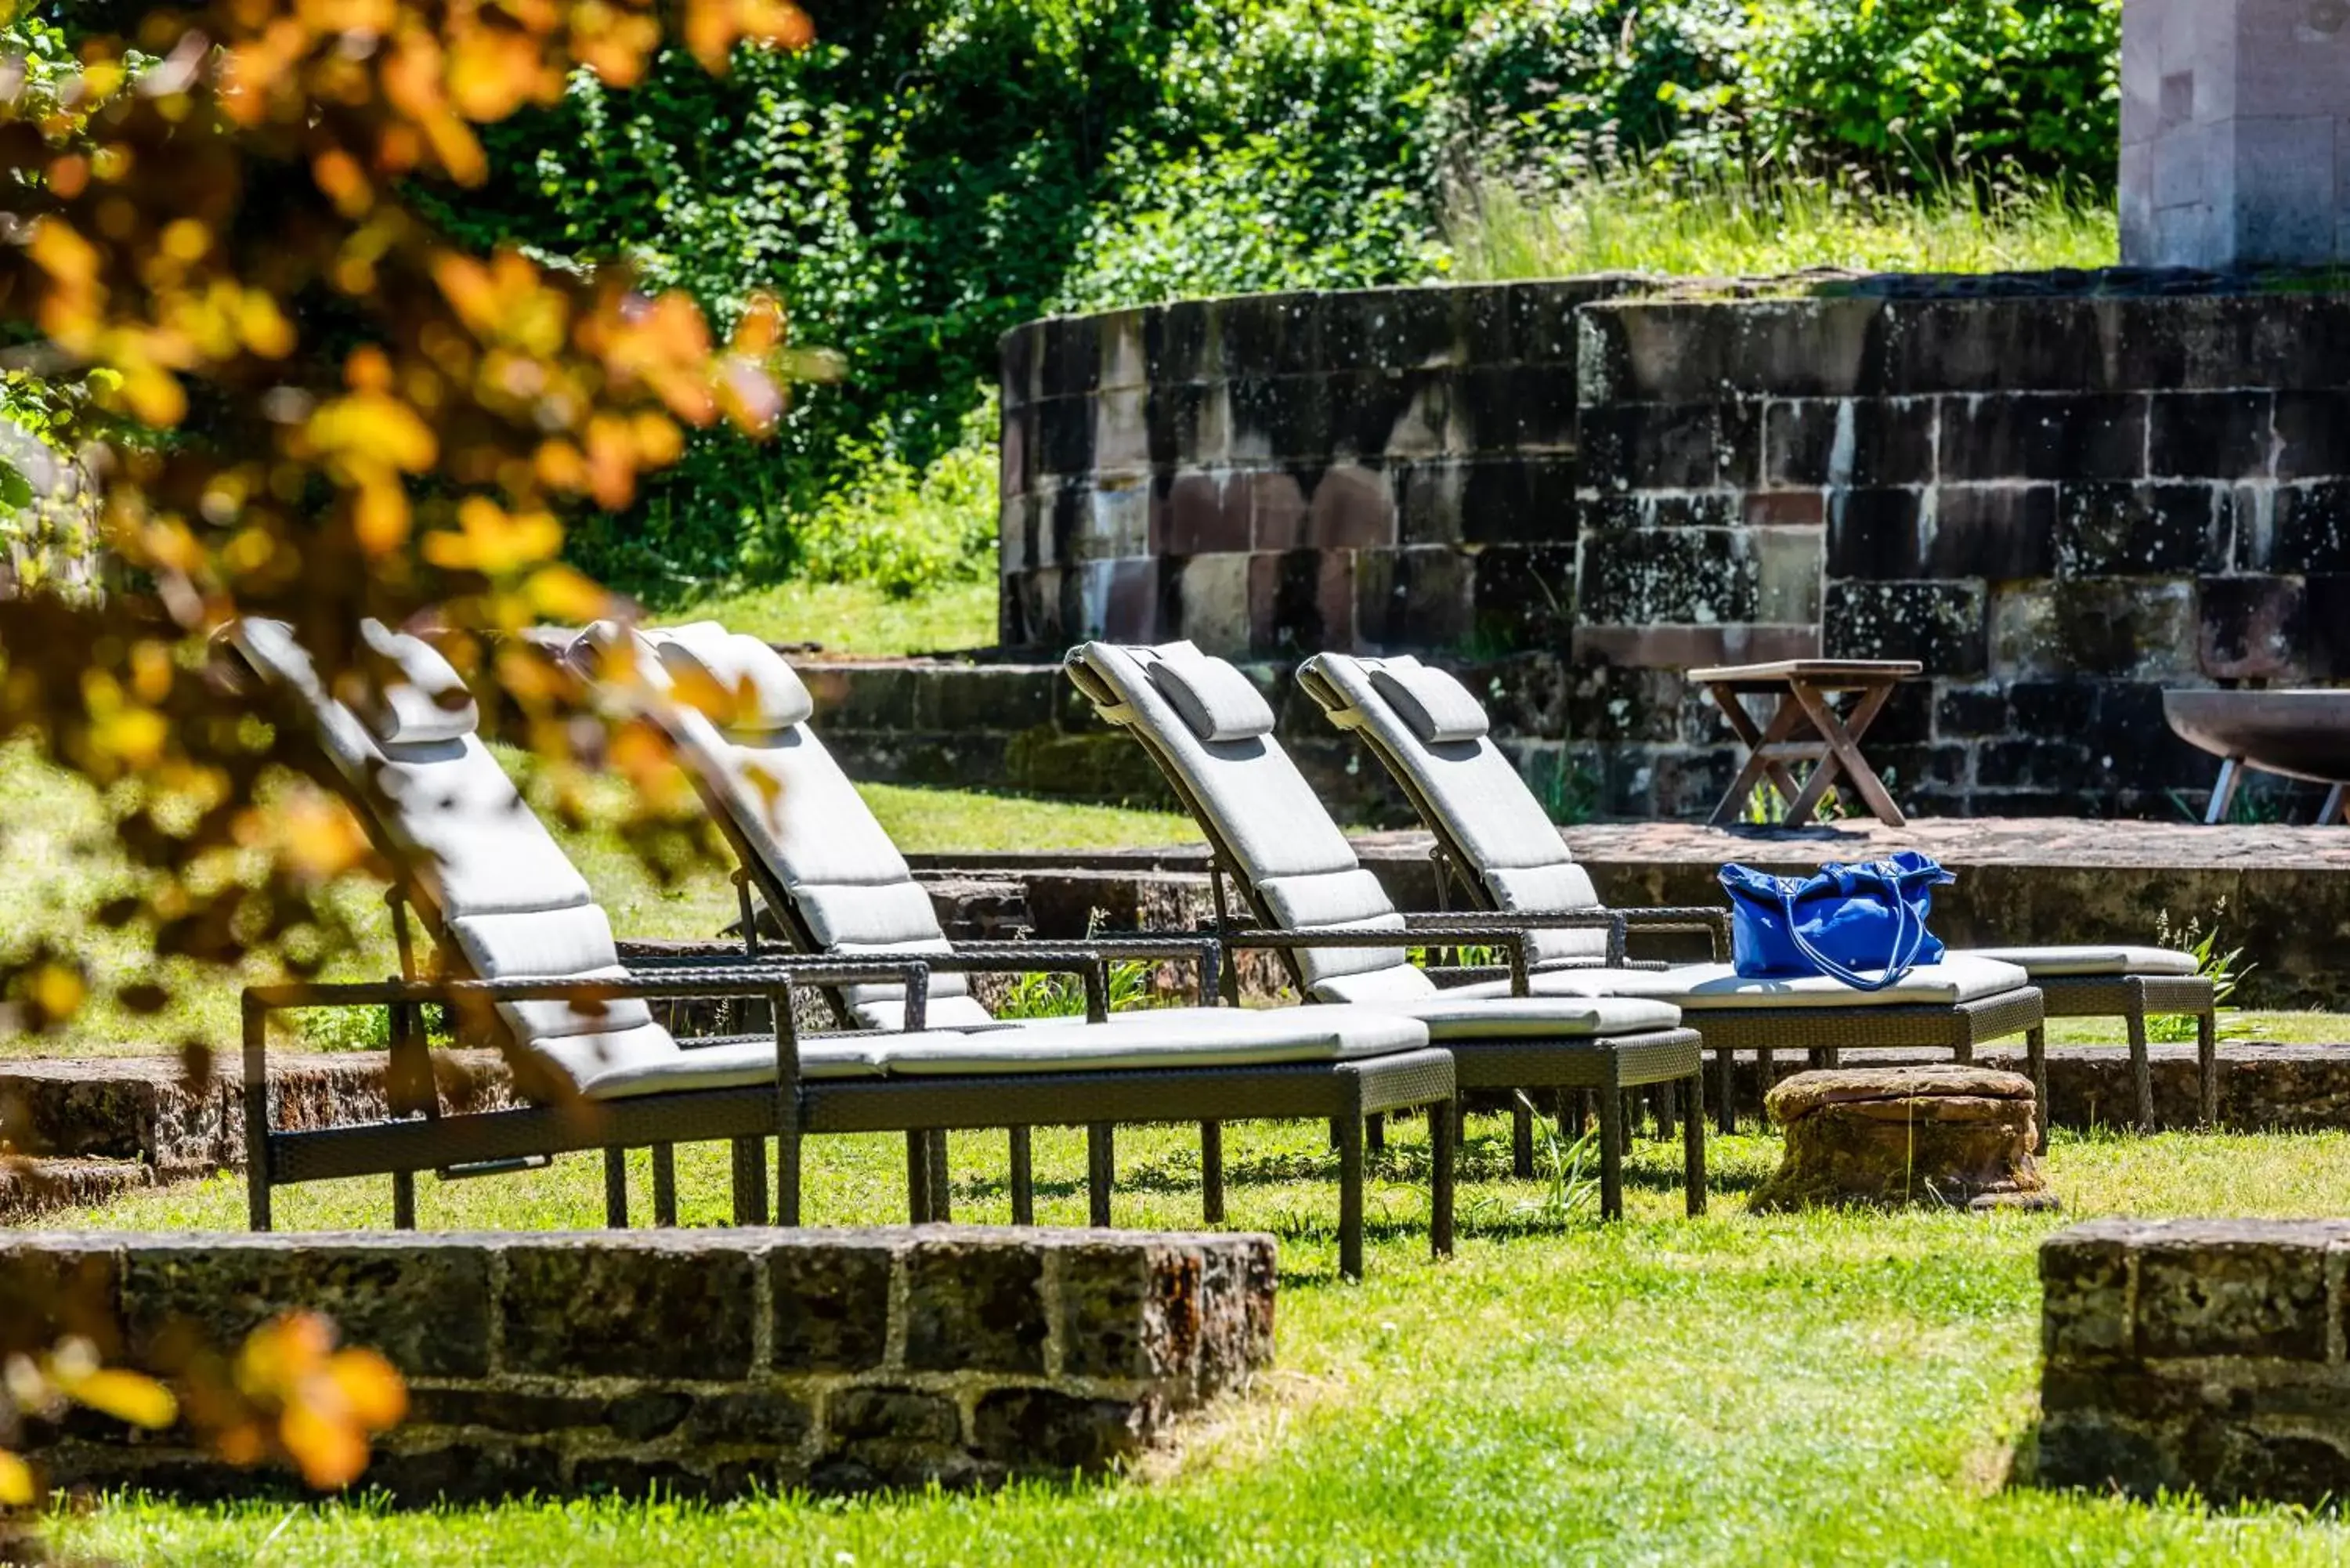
[1444,172,2118,282]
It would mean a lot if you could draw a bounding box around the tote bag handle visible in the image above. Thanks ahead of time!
[1775,862,1931,992]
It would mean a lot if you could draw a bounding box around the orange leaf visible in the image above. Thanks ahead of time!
[324,1349,407,1431]
[280,1400,368,1490]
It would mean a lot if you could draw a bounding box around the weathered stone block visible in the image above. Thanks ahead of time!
[1218,294,1323,378]
[125,1237,491,1379]
[2148,391,2273,480]
[1355,546,1473,651]
[772,1238,894,1373]
[1248,548,1354,656]
[0,1241,120,1357]
[1228,377,1331,464]
[500,1237,755,1381]
[1824,489,1925,579]
[2269,480,2350,572]
[972,1388,1146,1472]
[1940,393,2148,484]
[2199,574,2309,679]
[685,1389,815,1450]
[1462,456,1574,545]
[1579,403,1726,493]
[1925,485,2060,579]
[2041,1220,2140,1361]
[404,1387,606,1434]
[1578,529,1759,627]
[1824,581,1986,675]
[2055,482,2228,576]
[1470,544,1577,652]
[902,1237,1049,1375]
[1058,1241,1201,1383]
[2272,390,2350,479]
[2134,1222,2335,1361]
[1766,398,1935,489]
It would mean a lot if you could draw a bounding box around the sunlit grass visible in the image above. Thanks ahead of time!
[32,1124,2350,1564]
[1445,170,2118,282]
[655,576,997,658]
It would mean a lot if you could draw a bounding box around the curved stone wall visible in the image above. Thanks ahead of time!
[998,276,2350,818]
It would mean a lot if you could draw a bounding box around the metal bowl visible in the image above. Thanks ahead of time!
[2164,689,2350,784]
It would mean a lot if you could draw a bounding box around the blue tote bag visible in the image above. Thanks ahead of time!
[1718,851,1954,992]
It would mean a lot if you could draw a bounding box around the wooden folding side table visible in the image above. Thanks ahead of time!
[1692,659,1922,828]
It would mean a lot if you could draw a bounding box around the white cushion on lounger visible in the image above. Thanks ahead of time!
[352,620,480,746]
[1072,641,1436,999]
[1369,661,1488,744]
[447,905,657,1042]
[1296,652,1605,968]
[574,1033,890,1100]
[876,1007,1430,1074]
[1256,870,1416,988]
[1959,945,2201,978]
[1147,644,1278,742]
[1459,956,2034,1009]
[1365,993,1681,1040]
[649,620,816,735]
[585,626,983,1031]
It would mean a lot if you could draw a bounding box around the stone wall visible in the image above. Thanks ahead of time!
[1,1227,1274,1503]
[1000,278,2350,818]
[2038,1218,2350,1502]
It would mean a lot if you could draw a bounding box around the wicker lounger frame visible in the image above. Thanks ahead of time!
[1307,667,2228,1134]
[1061,658,1712,1219]
[242,963,1459,1281]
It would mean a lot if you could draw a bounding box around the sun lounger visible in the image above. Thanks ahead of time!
[1300,650,2211,1130]
[1065,639,1711,1219]
[566,620,1459,1256]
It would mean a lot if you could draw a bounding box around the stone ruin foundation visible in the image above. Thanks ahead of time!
[0,1227,1274,1503]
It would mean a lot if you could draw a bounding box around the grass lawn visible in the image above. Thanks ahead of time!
[652,577,996,659]
[26,1121,2350,1564]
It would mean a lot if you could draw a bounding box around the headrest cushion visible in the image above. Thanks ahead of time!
[352,620,479,747]
[1370,659,1489,745]
[1145,645,1276,744]
[566,620,663,686]
[647,621,814,735]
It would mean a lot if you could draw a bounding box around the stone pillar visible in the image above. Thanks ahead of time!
[2123,0,2350,268]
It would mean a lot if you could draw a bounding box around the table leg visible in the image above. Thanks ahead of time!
[2205,757,2243,826]
[1707,687,1811,827]
[1788,680,1904,827]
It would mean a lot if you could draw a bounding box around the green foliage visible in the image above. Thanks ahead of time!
[2151,903,2255,1044]
[1449,168,2117,282]
[790,388,998,598]
[992,957,1155,1021]
[425,1,2123,600]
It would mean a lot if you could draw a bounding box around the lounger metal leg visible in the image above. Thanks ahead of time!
[1199,1122,1224,1224]
[1009,1126,1035,1226]
[1365,1112,1386,1154]
[2206,756,2244,825]
[1556,1091,1575,1152]
[603,1149,628,1228]
[1430,1100,1456,1260]
[653,1144,678,1227]
[2326,782,2348,826]
[2197,1006,2219,1129]
[1596,1064,1625,1223]
[1655,1080,1678,1141]
[2028,1027,2049,1156]
[926,1129,953,1223]
[1757,1047,1776,1106]
[776,1131,799,1227]
[1683,1072,1708,1217]
[1954,1038,1974,1064]
[1511,1099,1535,1180]
[1716,1046,1737,1136]
[905,1131,931,1223]
[1336,1110,1365,1282]
[731,1137,768,1226]
[392,1172,416,1232]
[1086,1123,1115,1228]
[243,996,273,1234]
[2126,981,2155,1133]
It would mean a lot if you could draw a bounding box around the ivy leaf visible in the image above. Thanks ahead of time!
[0,457,31,512]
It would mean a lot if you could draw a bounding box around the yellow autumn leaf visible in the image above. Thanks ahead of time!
[58,1367,179,1429]
[0,1448,34,1506]
[29,963,86,1021]
[306,391,437,473]
[524,563,612,623]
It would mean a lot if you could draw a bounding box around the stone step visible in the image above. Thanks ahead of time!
[0,1156,153,1223]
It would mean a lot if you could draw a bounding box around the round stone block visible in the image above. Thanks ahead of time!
[1751,1065,2056,1213]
